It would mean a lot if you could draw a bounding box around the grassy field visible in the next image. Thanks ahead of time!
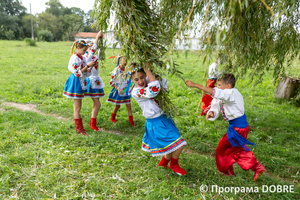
[0,40,299,199]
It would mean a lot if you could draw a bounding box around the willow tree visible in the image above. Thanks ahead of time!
[92,0,300,113]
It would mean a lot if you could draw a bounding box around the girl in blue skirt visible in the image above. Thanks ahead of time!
[85,31,105,131]
[131,63,187,176]
[63,40,97,136]
[107,56,135,127]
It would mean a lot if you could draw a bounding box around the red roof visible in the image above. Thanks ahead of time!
[75,32,98,38]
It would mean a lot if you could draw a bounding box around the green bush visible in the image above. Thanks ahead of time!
[38,30,53,42]
[24,37,36,46]
[5,30,15,40]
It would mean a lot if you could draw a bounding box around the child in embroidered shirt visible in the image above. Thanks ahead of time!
[185,74,266,181]
[201,54,222,116]
[107,56,135,127]
[63,40,98,136]
[131,63,187,176]
[85,31,105,131]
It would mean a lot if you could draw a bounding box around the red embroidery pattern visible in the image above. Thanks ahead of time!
[95,80,101,85]
[221,104,228,120]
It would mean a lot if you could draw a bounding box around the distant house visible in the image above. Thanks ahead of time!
[75,32,98,42]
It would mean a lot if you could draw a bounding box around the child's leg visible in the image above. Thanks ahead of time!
[169,146,187,175]
[113,105,120,114]
[126,103,135,127]
[126,103,133,116]
[111,105,120,123]
[160,146,186,175]
[216,133,236,175]
[159,146,184,167]
[91,98,101,118]
[73,99,88,136]
[73,99,82,119]
[236,151,265,181]
[90,98,101,131]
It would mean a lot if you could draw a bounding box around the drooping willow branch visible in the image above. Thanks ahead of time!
[92,0,300,113]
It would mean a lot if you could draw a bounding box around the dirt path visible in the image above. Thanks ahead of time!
[2,102,69,120]
[1,102,125,136]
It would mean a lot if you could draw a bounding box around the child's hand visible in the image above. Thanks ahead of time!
[185,80,194,87]
[118,88,124,95]
[88,61,97,67]
[206,111,214,121]
[97,31,103,39]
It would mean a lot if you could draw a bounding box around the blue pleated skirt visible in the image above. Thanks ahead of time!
[106,87,131,105]
[85,77,105,98]
[63,74,86,99]
[142,114,187,157]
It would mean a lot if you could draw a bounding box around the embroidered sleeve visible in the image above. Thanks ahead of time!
[133,80,161,99]
[90,44,98,56]
[212,87,235,102]
[109,68,118,86]
[68,55,82,78]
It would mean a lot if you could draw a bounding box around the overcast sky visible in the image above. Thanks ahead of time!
[20,0,95,14]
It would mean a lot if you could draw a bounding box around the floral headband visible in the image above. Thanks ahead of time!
[71,40,88,55]
[127,64,141,75]
[76,40,88,46]
[86,40,94,47]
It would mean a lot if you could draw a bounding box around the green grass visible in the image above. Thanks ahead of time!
[0,40,299,199]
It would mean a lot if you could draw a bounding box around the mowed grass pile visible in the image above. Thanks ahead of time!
[0,40,299,199]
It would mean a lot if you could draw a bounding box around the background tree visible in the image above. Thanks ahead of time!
[45,0,64,17]
[0,0,26,39]
[62,13,85,41]
[38,1,86,41]
[83,10,97,32]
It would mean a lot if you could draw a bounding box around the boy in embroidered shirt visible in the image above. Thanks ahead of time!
[131,63,187,176]
[185,74,266,181]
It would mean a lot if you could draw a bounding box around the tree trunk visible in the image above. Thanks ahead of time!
[274,76,300,99]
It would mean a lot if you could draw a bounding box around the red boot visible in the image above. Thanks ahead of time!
[253,163,266,182]
[221,170,234,176]
[90,118,100,131]
[129,115,136,127]
[111,113,117,123]
[170,157,187,176]
[74,118,88,136]
[159,156,171,168]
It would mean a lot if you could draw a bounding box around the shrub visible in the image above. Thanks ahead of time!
[38,30,53,42]
[24,37,37,46]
